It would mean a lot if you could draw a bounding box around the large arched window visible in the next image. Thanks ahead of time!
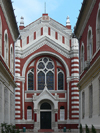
[81,43,84,72]
[96,4,100,50]
[87,26,93,61]
[57,68,64,90]
[37,57,54,90]
[28,68,34,90]
[0,16,2,54]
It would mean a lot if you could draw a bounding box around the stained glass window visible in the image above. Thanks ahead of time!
[28,69,34,90]
[47,72,54,90]
[38,71,45,90]
[37,57,54,90]
[58,69,64,90]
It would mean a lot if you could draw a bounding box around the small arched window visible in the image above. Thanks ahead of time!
[27,106,32,120]
[28,69,34,90]
[57,68,64,90]
[87,26,93,61]
[96,4,100,50]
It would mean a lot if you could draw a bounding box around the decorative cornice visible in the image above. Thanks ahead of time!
[16,37,70,59]
[76,0,96,39]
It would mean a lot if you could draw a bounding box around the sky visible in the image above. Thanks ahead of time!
[13,0,83,31]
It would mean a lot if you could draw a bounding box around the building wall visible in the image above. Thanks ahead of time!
[76,0,100,132]
[15,15,79,131]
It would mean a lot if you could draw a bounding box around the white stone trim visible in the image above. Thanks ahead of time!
[71,68,79,72]
[71,87,78,90]
[16,83,20,86]
[71,115,79,118]
[15,101,20,104]
[15,59,20,63]
[22,51,70,77]
[15,115,20,118]
[71,59,79,62]
[15,106,20,109]
[71,92,79,95]
[71,83,77,86]
[71,64,79,67]
[71,73,79,77]
[71,101,79,104]
[15,97,20,100]
[71,97,79,100]
[72,106,79,109]
[15,87,20,91]
[15,68,20,72]
[15,111,20,113]
[15,73,20,77]
[15,92,20,95]
[15,64,20,67]
[72,111,79,113]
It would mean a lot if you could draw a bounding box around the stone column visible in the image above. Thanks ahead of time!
[22,81,25,120]
[67,81,69,121]
[34,109,38,132]
[54,109,58,132]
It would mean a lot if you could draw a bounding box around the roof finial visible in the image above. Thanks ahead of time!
[66,16,70,26]
[44,2,46,13]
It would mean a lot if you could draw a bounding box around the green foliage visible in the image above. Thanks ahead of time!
[85,124,90,133]
[1,123,20,133]
[91,125,96,133]
[80,124,83,133]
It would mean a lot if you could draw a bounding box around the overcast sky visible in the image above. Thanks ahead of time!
[13,0,83,31]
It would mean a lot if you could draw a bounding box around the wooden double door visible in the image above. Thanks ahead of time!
[40,112,51,129]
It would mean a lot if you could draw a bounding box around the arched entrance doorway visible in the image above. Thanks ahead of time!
[40,102,51,129]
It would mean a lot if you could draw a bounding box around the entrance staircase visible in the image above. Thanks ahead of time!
[38,129,54,132]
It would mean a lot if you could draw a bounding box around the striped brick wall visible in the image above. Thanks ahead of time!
[15,58,21,119]
[71,58,79,119]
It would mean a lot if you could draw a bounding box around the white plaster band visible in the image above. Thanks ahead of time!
[71,68,79,72]
[15,59,20,63]
[71,59,79,63]
[72,106,79,109]
[15,106,20,109]
[15,92,20,95]
[71,83,77,86]
[15,111,20,113]
[71,87,78,90]
[71,92,79,95]
[71,101,79,104]
[15,64,20,67]
[71,115,79,118]
[16,83,20,86]
[15,97,20,100]
[15,68,20,72]
[15,87,20,91]
[15,115,20,118]
[71,97,79,100]
[72,111,79,113]
[15,73,20,77]
[15,101,20,104]
[71,64,79,67]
